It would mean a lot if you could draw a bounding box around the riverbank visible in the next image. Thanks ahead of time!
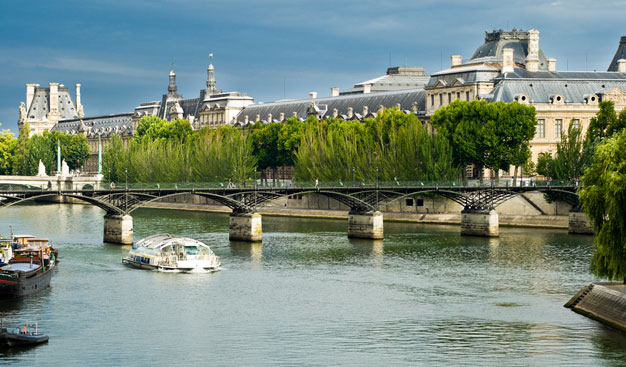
[141,202,570,229]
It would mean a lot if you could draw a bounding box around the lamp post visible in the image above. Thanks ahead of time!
[375,166,379,211]
[352,167,355,187]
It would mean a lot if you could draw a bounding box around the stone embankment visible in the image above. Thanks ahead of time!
[141,201,571,229]
[565,283,626,333]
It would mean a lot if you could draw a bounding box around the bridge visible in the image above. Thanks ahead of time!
[0,174,103,191]
[0,180,591,244]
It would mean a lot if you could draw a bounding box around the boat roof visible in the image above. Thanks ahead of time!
[0,263,40,272]
[135,234,210,250]
[12,235,35,239]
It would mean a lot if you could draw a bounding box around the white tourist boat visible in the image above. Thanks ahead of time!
[122,234,220,273]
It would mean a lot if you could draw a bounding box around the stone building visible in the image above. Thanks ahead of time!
[18,82,84,136]
[133,54,254,129]
[22,55,254,173]
[425,29,626,171]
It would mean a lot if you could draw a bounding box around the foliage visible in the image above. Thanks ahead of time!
[430,100,536,179]
[293,108,460,181]
[580,129,626,282]
[102,124,255,183]
[0,124,17,175]
[549,123,585,180]
[583,101,626,170]
[536,153,553,177]
[135,117,194,142]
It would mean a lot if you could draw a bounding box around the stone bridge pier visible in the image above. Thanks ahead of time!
[461,209,499,237]
[348,211,384,240]
[568,210,593,234]
[229,212,262,242]
[103,213,133,244]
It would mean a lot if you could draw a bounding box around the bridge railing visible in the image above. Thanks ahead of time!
[93,179,576,191]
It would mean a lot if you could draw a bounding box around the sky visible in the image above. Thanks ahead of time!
[1,0,625,133]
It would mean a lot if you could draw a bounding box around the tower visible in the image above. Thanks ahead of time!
[206,53,217,94]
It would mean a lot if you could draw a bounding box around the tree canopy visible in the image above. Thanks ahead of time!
[580,129,626,282]
[430,100,536,179]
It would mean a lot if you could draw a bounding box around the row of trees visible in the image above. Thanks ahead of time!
[0,123,90,176]
[102,118,255,183]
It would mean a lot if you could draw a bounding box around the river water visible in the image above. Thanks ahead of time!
[0,204,625,366]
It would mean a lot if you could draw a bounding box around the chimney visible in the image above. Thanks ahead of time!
[618,59,626,73]
[502,48,514,74]
[451,55,462,67]
[267,113,272,122]
[362,105,369,116]
[330,87,339,97]
[25,83,38,111]
[49,82,59,114]
[309,91,317,99]
[528,29,540,56]
[363,84,371,94]
[75,83,84,117]
[547,58,557,72]
[347,107,353,119]
[526,54,539,72]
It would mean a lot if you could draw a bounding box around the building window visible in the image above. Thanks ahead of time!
[456,92,460,100]
[416,198,424,207]
[571,119,580,130]
[405,199,414,207]
[439,94,443,106]
[537,119,545,138]
[555,119,562,139]
[466,91,470,101]
[448,93,452,103]
[431,94,434,107]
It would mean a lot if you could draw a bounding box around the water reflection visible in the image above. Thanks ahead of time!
[230,241,263,263]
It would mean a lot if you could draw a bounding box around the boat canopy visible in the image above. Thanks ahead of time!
[134,234,215,253]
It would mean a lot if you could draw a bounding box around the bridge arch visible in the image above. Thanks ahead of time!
[0,193,125,214]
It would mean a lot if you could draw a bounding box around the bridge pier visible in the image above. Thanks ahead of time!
[348,211,384,240]
[103,214,133,245]
[568,211,593,234]
[229,212,262,242]
[461,209,499,237]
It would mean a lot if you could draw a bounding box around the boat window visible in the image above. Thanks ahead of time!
[184,246,198,256]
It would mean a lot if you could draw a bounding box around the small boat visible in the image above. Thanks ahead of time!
[122,234,221,273]
[0,235,57,299]
[0,321,49,347]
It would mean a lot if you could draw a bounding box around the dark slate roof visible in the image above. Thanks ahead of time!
[470,29,548,70]
[608,36,626,71]
[489,69,626,103]
[341,67,430,95]
[27,87,78,120]
[236,89,425,123]
[428,65,501,87]
[53,113,134,137]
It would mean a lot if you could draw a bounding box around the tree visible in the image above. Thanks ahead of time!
[0,124,17,175]
[11,123,30,175]
[431,100,536,182]
[536,153,553,177]
[25,134,55,175]
[550,122,584,180]
[102,134,127,183]
[580,129,626,282]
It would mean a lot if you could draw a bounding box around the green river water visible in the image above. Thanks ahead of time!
[0,203,625,366]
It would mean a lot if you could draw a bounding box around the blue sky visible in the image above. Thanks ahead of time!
[1,0,625,133]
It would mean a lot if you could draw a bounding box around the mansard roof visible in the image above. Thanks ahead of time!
[27,86,78,120]
[608,36,626,71]
[53,113,134,137]
[488,69,626,104]
[235,88,425,123]
[341,66,430,95]
[470,29,548,70]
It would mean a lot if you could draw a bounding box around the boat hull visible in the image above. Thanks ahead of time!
[0,329,49,347]
[122,257,219,273]
[0,266,54,299]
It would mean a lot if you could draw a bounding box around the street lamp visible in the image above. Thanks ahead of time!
[125,168,128,190]
[352,167,355,187]
[375,166,379,211]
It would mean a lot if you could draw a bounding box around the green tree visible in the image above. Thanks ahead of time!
[580,129,626,282]
[550,122,585,180]
[102,134,128,183]
[431,100,536,182]
[0,124,17,175]
[25,134,55,175]
[536,153,553,177]
[11,123,30,175]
